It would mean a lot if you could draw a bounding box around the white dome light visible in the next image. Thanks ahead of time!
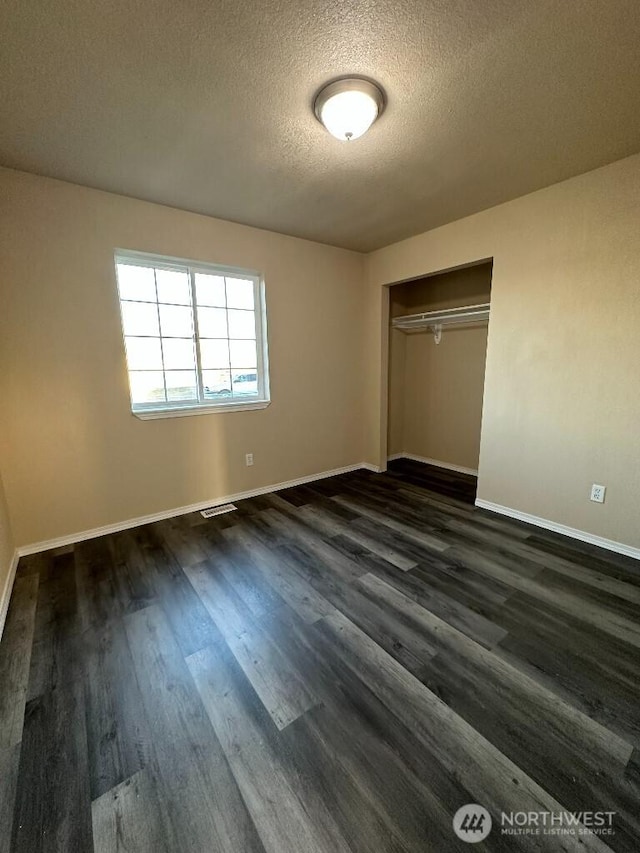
[314,78,385,142]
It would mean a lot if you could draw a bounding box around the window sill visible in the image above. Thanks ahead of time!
[133,400,271,420]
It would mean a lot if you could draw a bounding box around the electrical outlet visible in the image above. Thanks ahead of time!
[245,453,254,467]
[590,484,606,504]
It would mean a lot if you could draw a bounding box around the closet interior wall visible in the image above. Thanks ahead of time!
[388,262,492,471]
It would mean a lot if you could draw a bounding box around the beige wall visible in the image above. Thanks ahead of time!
[387,328,406,456]
[400,327,488,470]
[0,469,16,623]
[388,265,491,469]
[0,168,367,547]
[367,153,640,550]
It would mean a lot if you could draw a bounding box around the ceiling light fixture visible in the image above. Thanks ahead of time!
[314,77,385,142]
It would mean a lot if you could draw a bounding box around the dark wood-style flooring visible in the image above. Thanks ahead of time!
[1,459,639,852]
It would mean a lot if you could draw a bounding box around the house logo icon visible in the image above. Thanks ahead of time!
[453,804,493,842]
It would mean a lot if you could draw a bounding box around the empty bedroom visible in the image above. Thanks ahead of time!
[0,1,639,851]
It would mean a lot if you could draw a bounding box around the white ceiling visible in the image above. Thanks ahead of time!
[1,0,639,252]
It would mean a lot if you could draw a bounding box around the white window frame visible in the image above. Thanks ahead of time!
[114,249,270,419]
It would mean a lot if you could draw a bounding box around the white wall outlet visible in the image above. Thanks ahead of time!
[590,484,606,503]
[245,453,254,467]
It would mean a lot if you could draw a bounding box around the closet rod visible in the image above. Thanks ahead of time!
[391,302,490,344]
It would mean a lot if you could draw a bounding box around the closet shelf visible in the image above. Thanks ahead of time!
[391,302,490,344]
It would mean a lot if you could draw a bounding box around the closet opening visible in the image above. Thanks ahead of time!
[386,259,493,503]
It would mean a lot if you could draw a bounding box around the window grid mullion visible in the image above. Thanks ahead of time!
[254,279,264,400]
[190,270,206,403]
[224,278,233,397]
[153,269,169,403]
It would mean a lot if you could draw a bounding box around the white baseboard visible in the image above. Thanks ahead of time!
[360,462,383,473]
[475,499,640,561]
[388,453,478,477]
[0,550,20,641]
[16,462,381,558]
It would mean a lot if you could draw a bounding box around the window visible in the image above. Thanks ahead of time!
[114,251,269,418]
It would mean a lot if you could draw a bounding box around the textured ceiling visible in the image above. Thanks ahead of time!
[1,1,640,252]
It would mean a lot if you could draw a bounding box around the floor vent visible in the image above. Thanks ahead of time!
[200,503,237,518]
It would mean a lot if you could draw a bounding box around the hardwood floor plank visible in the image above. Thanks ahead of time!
[207,536,286,617]
[446,542,640,648]
[154,516,209,568]
[186,643,352,853]
[124,605,265,853]
[14,551,52,580]
[384,474,476,511]
[386,459,477,503]
[260,504,366,583]
[83,618,153,800]
[0,744,20,853]
[283,697,468,853]
[223,524,336,623]
[127,527,224,656]
[353,573,640,848]
[395,485,532,540]
[534,566,640,618]
[26,551,83,701]
[349,513,451,566]
[527,532,640,580]
[275,546,437,673]
[491,592,640,747]
[184,556,318,729]
[183,558,256,639]
[359,492,543,583]
[74,538,117,631]
[91,768,170,853]
[313,609,614,852]
[299,504,418,570]
[421,649,640,849]
[11,680,93,853]
[0,575,39,752]
[360,560,509,649]
[444,517,640,605]
[265,485,311,508]
[5,461,639,853]
[224,494,274,520]
[300,488,361,520]
[625,749,640,789]
[334,479,447,526]
[225,621,319,730]
[275,536,370,593]
[259,605,508,845]
[108,532,158,616]
[358,573,632,763]
[331,494,450,552]
[407,556,513,609]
